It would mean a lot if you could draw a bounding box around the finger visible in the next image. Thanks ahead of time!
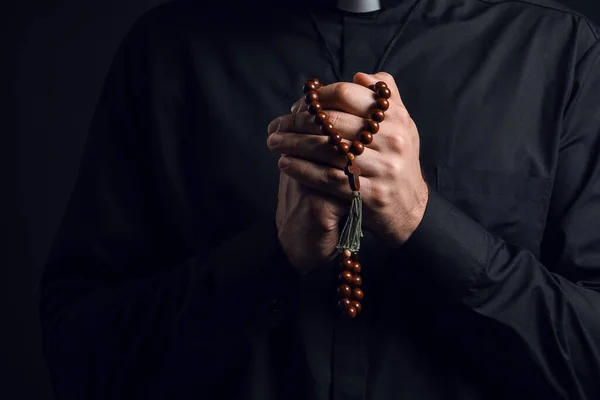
[311,82,377,119]
[269,132,347,169]
[272,111,382,148]
[353,71,404,107]
[278,155,353,199]
[269,132,386,177]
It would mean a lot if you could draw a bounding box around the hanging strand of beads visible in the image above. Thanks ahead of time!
[302,77,391,318]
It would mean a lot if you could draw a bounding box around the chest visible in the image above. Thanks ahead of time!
[183,24,560,254]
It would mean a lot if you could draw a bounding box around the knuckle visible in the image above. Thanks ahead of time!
[326,111,342,129]
[369,183,389,208]
[334,82,353,102]
[387,134,406,153]
[378,71,394,81]
[323,167,345,185]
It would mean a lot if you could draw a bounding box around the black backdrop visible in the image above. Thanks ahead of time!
[7,1,600,399]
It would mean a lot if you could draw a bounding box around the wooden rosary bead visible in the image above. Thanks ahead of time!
[352,301,362,314]
[377,86,392,99]
[337,142,351,155]
[351,141,365,155]
[351,262,361,274]
[368,84,377,91]
[338,284,352,297]
[351,252,360,261]
[339,298,352,310]
[343,249,352,258]
[346,306,357,318]
[329,132,342,145]
[359,131,373,145]
[352,288,364,300]
[314,111,327,125]
[305,90,319,104]
[346,152,355,162]
[310,77,322,88]
[340,270,353,283]
[341,257,354,269]
[351,274,363,287]
[303,81,318,94]
[307,102,322,115]
[375,98,390,111]
[364,119,380,134]
[375,81,388,90]
[371,109,385,122]
[321,121,335,135]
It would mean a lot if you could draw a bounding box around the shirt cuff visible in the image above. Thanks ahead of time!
[401,189,490,298]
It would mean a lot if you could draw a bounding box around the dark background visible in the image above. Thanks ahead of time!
[6,0,600,399]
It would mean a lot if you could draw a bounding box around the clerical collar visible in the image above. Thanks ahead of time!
[337,0,382,13]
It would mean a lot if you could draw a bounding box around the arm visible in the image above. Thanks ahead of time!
[39,12,300,400]
[400,40,600,399]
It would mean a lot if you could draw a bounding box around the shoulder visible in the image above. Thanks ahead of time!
[466,0,599,62]
[127,0,292,39]
[475,0,599,39]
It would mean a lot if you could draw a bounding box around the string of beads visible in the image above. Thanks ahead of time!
[302,77,391,318]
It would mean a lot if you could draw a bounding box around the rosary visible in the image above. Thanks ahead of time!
[302,77,391,318]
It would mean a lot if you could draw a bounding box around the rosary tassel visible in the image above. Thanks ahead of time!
[336,190,363,253]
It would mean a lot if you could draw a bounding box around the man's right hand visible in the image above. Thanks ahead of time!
[268,120,347,275]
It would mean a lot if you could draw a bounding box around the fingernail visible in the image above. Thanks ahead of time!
[268,118,282,135]
[268,133,282,147]
[279,156,291,170]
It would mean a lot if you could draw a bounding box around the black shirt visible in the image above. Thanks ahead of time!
[40,0,600,399]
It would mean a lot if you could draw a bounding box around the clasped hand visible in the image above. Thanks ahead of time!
[267,72,429,272]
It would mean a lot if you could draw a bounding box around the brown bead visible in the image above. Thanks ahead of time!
[338,284,352,297]
[346,306,357,318]
[339,270,353,283]
[341,257,354,269]
[351,274,362,287]
[351,252,359,261]
[375,98,390,111]
[303,81,317,94]
[310,77,322,88]
[375,81,388,89]
[371,109,385,122]
[377,86,392,99]
[337,142,350,155]
[328,132,342,145]
[305,90,319,104]
[343,249,352,258]
[351,262,361,274]
[307,102,322,115]
[346,152,355,162]
[352,288,364,300]
[352,301,362,314]
[368,84,376,91]
[339,298,352,310]
[351,141,365,155]
[320,121,335,135]
[359,131,373,145]
[314,111,327,125]
[364,119,380,134]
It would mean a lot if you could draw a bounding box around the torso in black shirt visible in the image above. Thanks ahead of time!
[39,0,600,399]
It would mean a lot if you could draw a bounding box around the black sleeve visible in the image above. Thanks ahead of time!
[399,39,600,398]
[38,11,301,400]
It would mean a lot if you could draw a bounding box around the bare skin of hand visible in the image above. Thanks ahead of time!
[269,119,349,275]
[267,72,429,249]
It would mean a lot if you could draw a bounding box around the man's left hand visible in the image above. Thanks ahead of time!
[267,72,429,247]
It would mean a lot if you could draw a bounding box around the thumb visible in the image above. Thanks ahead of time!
[353,71,402,105]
